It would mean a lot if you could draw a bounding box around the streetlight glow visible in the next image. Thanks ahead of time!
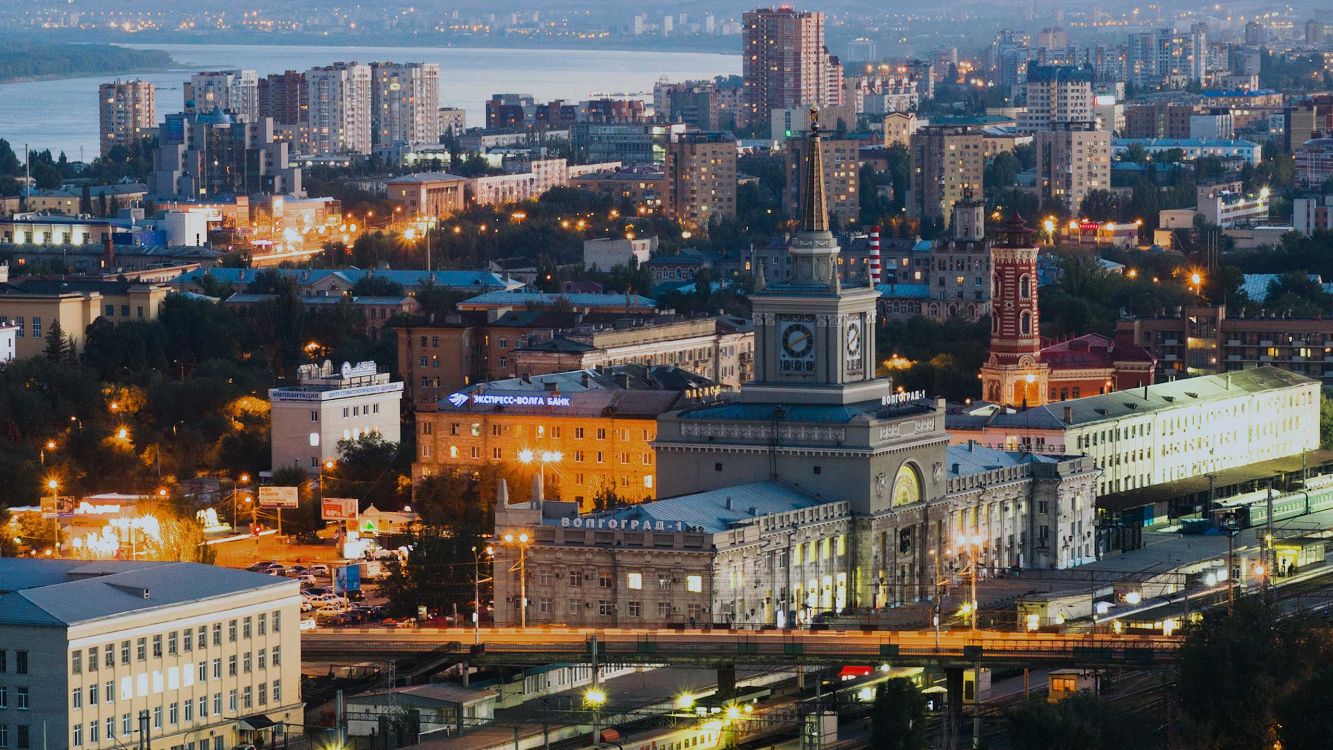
[584,688,607,707]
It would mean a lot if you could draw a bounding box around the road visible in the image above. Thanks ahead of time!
[303,626,1182,668]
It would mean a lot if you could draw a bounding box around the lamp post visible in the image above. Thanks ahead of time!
[517,449,562,499]
[46,477,60,554]
[583,686,606,747]
[502,531,531,628]
[231,473,250,531]
[471,544,494,644]
[957,534,985,633]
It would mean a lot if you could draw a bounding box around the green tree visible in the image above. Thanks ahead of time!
[1276,663,1333,750]
[1004,694,1146,750]
[869,678,928,750]
[1320,394,1333,449]
[43,318,72,362]
[1178,597,1333,750]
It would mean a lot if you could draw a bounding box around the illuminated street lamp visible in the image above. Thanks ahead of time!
[517,449,562,499]
[502,531,532,628]
[470,544,494,644]
[956,534,985,632]
[584,687,607,747]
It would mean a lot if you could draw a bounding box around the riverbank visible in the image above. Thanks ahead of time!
[0,38,175,84]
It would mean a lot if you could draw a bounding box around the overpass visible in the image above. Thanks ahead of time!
[303,626,1182,670]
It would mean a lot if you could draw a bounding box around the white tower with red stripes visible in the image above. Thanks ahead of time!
[868,226,882,285]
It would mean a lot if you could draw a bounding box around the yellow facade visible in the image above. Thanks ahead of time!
[414,410,659,509]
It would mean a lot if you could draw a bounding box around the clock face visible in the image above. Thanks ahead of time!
[890,463,922,508]
[845,318,863,366]
[778,315,816,373]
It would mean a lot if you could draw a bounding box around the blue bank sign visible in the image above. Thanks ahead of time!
[447,391,573,408]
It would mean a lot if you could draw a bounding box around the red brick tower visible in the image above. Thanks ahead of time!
[980,214,1049,407]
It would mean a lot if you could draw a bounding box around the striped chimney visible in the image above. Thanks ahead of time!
[868,226,882,285]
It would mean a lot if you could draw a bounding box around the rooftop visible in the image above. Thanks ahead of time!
[0,559,293,627]
[457,290,655,310]
[583,480,828,534]
[384,171,469,184]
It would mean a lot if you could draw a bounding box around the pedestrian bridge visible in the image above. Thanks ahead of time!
[302,626,1183,669]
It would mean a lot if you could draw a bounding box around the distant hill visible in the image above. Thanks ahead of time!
[0,38,173,83]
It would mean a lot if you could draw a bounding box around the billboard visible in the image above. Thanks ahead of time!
[40,496,75,519]
[321,497,359,521]
[334,564,361,594]
[258,486,299,509]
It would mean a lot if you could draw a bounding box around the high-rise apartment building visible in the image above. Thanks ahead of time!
[306,63,373,155]
[741,7,839,119]
[783,133,859,227]
[908,123,985,229]
[257,71,307,127]
[664,131,737,232]
[184,70,259,121]
[1019,65,1093,133]
[98,79,155,156]
[370,62,440,147]
[1035,123,1111,212]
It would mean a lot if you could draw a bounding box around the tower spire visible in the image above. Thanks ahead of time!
[799,107,828,233]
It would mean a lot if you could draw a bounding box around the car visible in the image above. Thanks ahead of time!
[233,744,258,750]
[300,600,314,613]
[297,574,317,586]
[266,566,287,577]
[246,562,277,573]
[299,618,317,631]
[308,564,330,577]
[304,587,332,597]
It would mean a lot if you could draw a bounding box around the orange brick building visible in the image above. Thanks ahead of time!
[412,366,722,509]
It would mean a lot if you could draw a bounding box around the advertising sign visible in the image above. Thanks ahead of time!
[321,497,359,521]
[334,564,361,594]
[258,486,299,509]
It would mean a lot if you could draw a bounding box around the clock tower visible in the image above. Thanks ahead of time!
[746,111,883,406]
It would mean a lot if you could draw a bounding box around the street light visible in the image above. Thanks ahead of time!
[584,687,607,747]
[956,534,985,632]
[517,449,562,499]
[502,531,532,628]
[470,544,494,644]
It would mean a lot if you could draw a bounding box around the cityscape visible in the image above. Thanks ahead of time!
[3,2,1333,749]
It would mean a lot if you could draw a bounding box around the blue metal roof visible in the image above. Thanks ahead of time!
[459,290,656,308]
[875,283,932,299]
[676,401,877,424]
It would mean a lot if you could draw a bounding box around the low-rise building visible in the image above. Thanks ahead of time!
[1196,181,1269,229]
[385,172,468,218]
[469,159,569,207]
[170,268,520,297]
[1293,195,1333,235]
[0,559,303,750]
[568,166,666,216]
[415,365,720,508]
[510,316,754,388]
[269,360,403,473]
[947,367,1320,497]
[0,279,171,359]
[1110,138,1262,166]
[583,237,657,271]
[456,290,655,315]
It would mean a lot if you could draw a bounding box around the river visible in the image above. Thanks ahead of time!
[0,42,740,160]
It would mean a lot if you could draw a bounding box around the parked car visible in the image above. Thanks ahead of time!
[298,619,317,631]
[300,600,314,613]
[297,574,317,586]
[266,566,287,577]
[304,587,332,597]
[308,564,330,577]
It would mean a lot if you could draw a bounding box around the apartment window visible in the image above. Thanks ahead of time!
[242,653,252,673]
[17,687,28,709]
[658,601,672,619]
[0,724,7,749]
[686,575,703,593]
[242,687,252,710]
[0,686,7,708]
[257,613,267,636]
[152,706,162,729]
[30,318,39,338]
[272,680,281,703]
[104,681,113,702]
[626,573,642,590]
[136,638,146,661]
[272,610,282,631]
[152,635,162,658]
[628,601,642,617]
[211,658,220,679]
[228,656,237,676]
[122,715,130,737]
[258,683,268,705]
[104,717,114,740]
[213,694,222,715]
[182,630,192,652]
[272,646,281,667]
[15,651,26,674]
[227,690,237,712]
[18,725,28,750]
[258,649,267,670]
[104,647,114,669]
[169,702,178,725]
[227,620,237,642]
[198,662,206,682]
[72,651,82,674]
[569,569,583,587]
[184,699,193,722]
[574,427,585,439]
[88,684,98,705]
[72,687,83,709]
[198,696,207,718]
[72,724,82,747]
[197,626,206,648]
[598,601,614,616]
[89,722,98,744]
[212,623,221,645]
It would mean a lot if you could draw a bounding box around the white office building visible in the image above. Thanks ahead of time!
[0,559,303,750]
[269,360,403,472]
